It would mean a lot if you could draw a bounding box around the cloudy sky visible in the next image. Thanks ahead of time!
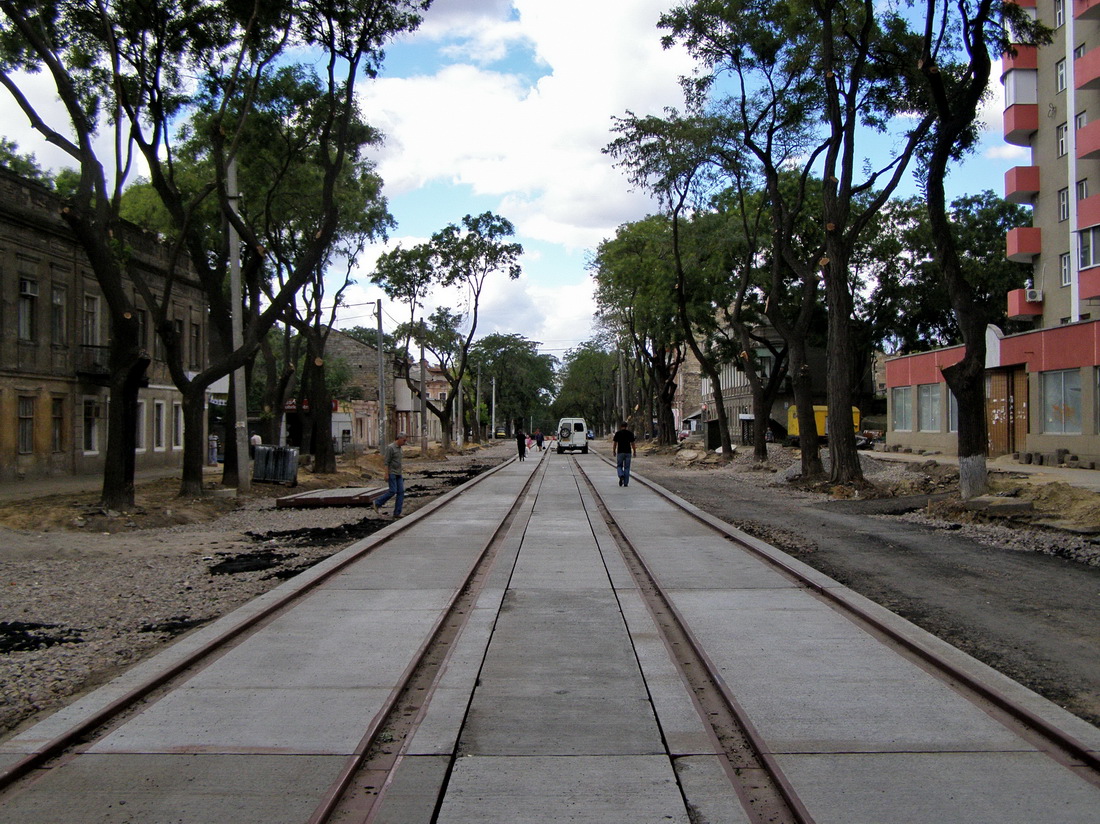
[2,0,1025,361]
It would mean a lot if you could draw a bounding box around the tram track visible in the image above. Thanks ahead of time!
[576,458,816,824]
[0,456,523,807]
[310,456,545,823]
[581,455,1100,795]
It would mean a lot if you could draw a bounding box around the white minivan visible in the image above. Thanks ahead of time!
[556,417,589,454]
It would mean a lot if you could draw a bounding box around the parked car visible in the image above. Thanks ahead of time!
[494,427,506,438]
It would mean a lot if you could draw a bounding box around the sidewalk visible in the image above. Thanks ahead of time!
[871,449,1100,493]
[0,466,222,504]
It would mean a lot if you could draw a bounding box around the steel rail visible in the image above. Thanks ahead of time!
[308,454,545,823]
[0,457,519,795]
[575,458,818,824]
[610,458,1100,779]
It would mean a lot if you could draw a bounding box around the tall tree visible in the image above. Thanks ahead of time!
[552,339,618,433]
[591,216,685,446]
[373,212,522,449]
[661,0,935,484]
[913,1,1049,498]
[1,0,429,501]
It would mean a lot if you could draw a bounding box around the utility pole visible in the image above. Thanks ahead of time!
[619,349,628,423]
[376,299,385,448]
[491,376,496,437]
[476,365,481,442]
[420,346,428,453]
[228,159,250,493]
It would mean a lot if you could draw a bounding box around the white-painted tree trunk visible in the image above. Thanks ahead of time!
[958,454,989,500]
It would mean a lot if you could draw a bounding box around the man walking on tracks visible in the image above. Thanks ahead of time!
[613,421,636,487]
[373,432,409,518]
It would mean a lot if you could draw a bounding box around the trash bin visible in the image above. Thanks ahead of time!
[252,445,299,485]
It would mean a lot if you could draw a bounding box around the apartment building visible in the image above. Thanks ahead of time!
[0,168,208,483]
[886,0,1100,465]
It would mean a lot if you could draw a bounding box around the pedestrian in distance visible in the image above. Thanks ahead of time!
[534,428,544,451]
[372,432,409,518]
[249,431,261,458]
[516,428,527,461]
[612,421,636,487]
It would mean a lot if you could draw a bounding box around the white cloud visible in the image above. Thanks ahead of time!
[984,144,1028,161]
[358,0,691,250]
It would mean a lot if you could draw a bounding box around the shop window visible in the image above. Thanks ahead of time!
[1041,369,1081,434]
[892,386,913,432]
[918,384,942,432]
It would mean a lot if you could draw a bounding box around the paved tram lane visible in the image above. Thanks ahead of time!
[2,449,1100,823]
[432,456,696,824]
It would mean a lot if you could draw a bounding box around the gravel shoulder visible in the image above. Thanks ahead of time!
[2,439,1099,740]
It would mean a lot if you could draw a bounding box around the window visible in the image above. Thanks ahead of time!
[172,402,184,448]
[51,398,64,452]
[1081,226,1100,269]
[1077,111,1088,132]
[51,285,66,345]
[1056,59,1066,92]
[18,278,37,341]
[154,401,165,450]
[82,295,100,346]
[1061,252,1072,287]
[1056,0,1065,27]
[948,389,958,433]
[892,386,913,431]
[1059,187,1070,221]
[1079,179,1089,201]
[189,322,201,370]
[1075,43,1086,61]
[1058,122,1069,157]
[82,399,101,453]
[135,400,146,451]
[1041,369,1081,434]
[18,396,35,454]
[918,384,942,432]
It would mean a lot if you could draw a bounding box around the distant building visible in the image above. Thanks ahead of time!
[886,0,1100,465]
[0,168,208,483]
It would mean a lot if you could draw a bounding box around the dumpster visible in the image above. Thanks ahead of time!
[253,445,299,485]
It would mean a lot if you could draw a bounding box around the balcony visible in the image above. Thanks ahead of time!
[1081,267,1100,300]
[1077,119,1100,159]
[1076,45,1100,89]
[1003,104,1038,146]
[1003,45,1037,74]
[1075,0,1100,19]
[1006,226,1041,262]
[1004,165,1039,203]
[1006,288,1043,320]
[1080,193,1100,229]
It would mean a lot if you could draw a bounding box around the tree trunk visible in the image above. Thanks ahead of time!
[179,386,208,497]
[821,245,863,484]
[100,340,149,511]
[311,370,337,474]
[222,371,243,488]
[788,338,825,478]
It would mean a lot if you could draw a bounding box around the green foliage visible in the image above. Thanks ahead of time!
[469,333,557,429]
[867,191,1030,353]
[551,339,617,430]
[0,139,54,185]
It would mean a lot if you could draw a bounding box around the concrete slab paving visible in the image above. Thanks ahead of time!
[673,755,754,824]
[668,588,1029,752]
[370,755,452,824]
[89,685,392,754]
[0,754,344,824]
[775,751,1100,824]
[437,755,690,824]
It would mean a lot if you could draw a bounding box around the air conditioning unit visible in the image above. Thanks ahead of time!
[1025,288,1043,303]
[18,278,38,297]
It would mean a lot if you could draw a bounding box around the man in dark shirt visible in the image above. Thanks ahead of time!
[612,421,636,487]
